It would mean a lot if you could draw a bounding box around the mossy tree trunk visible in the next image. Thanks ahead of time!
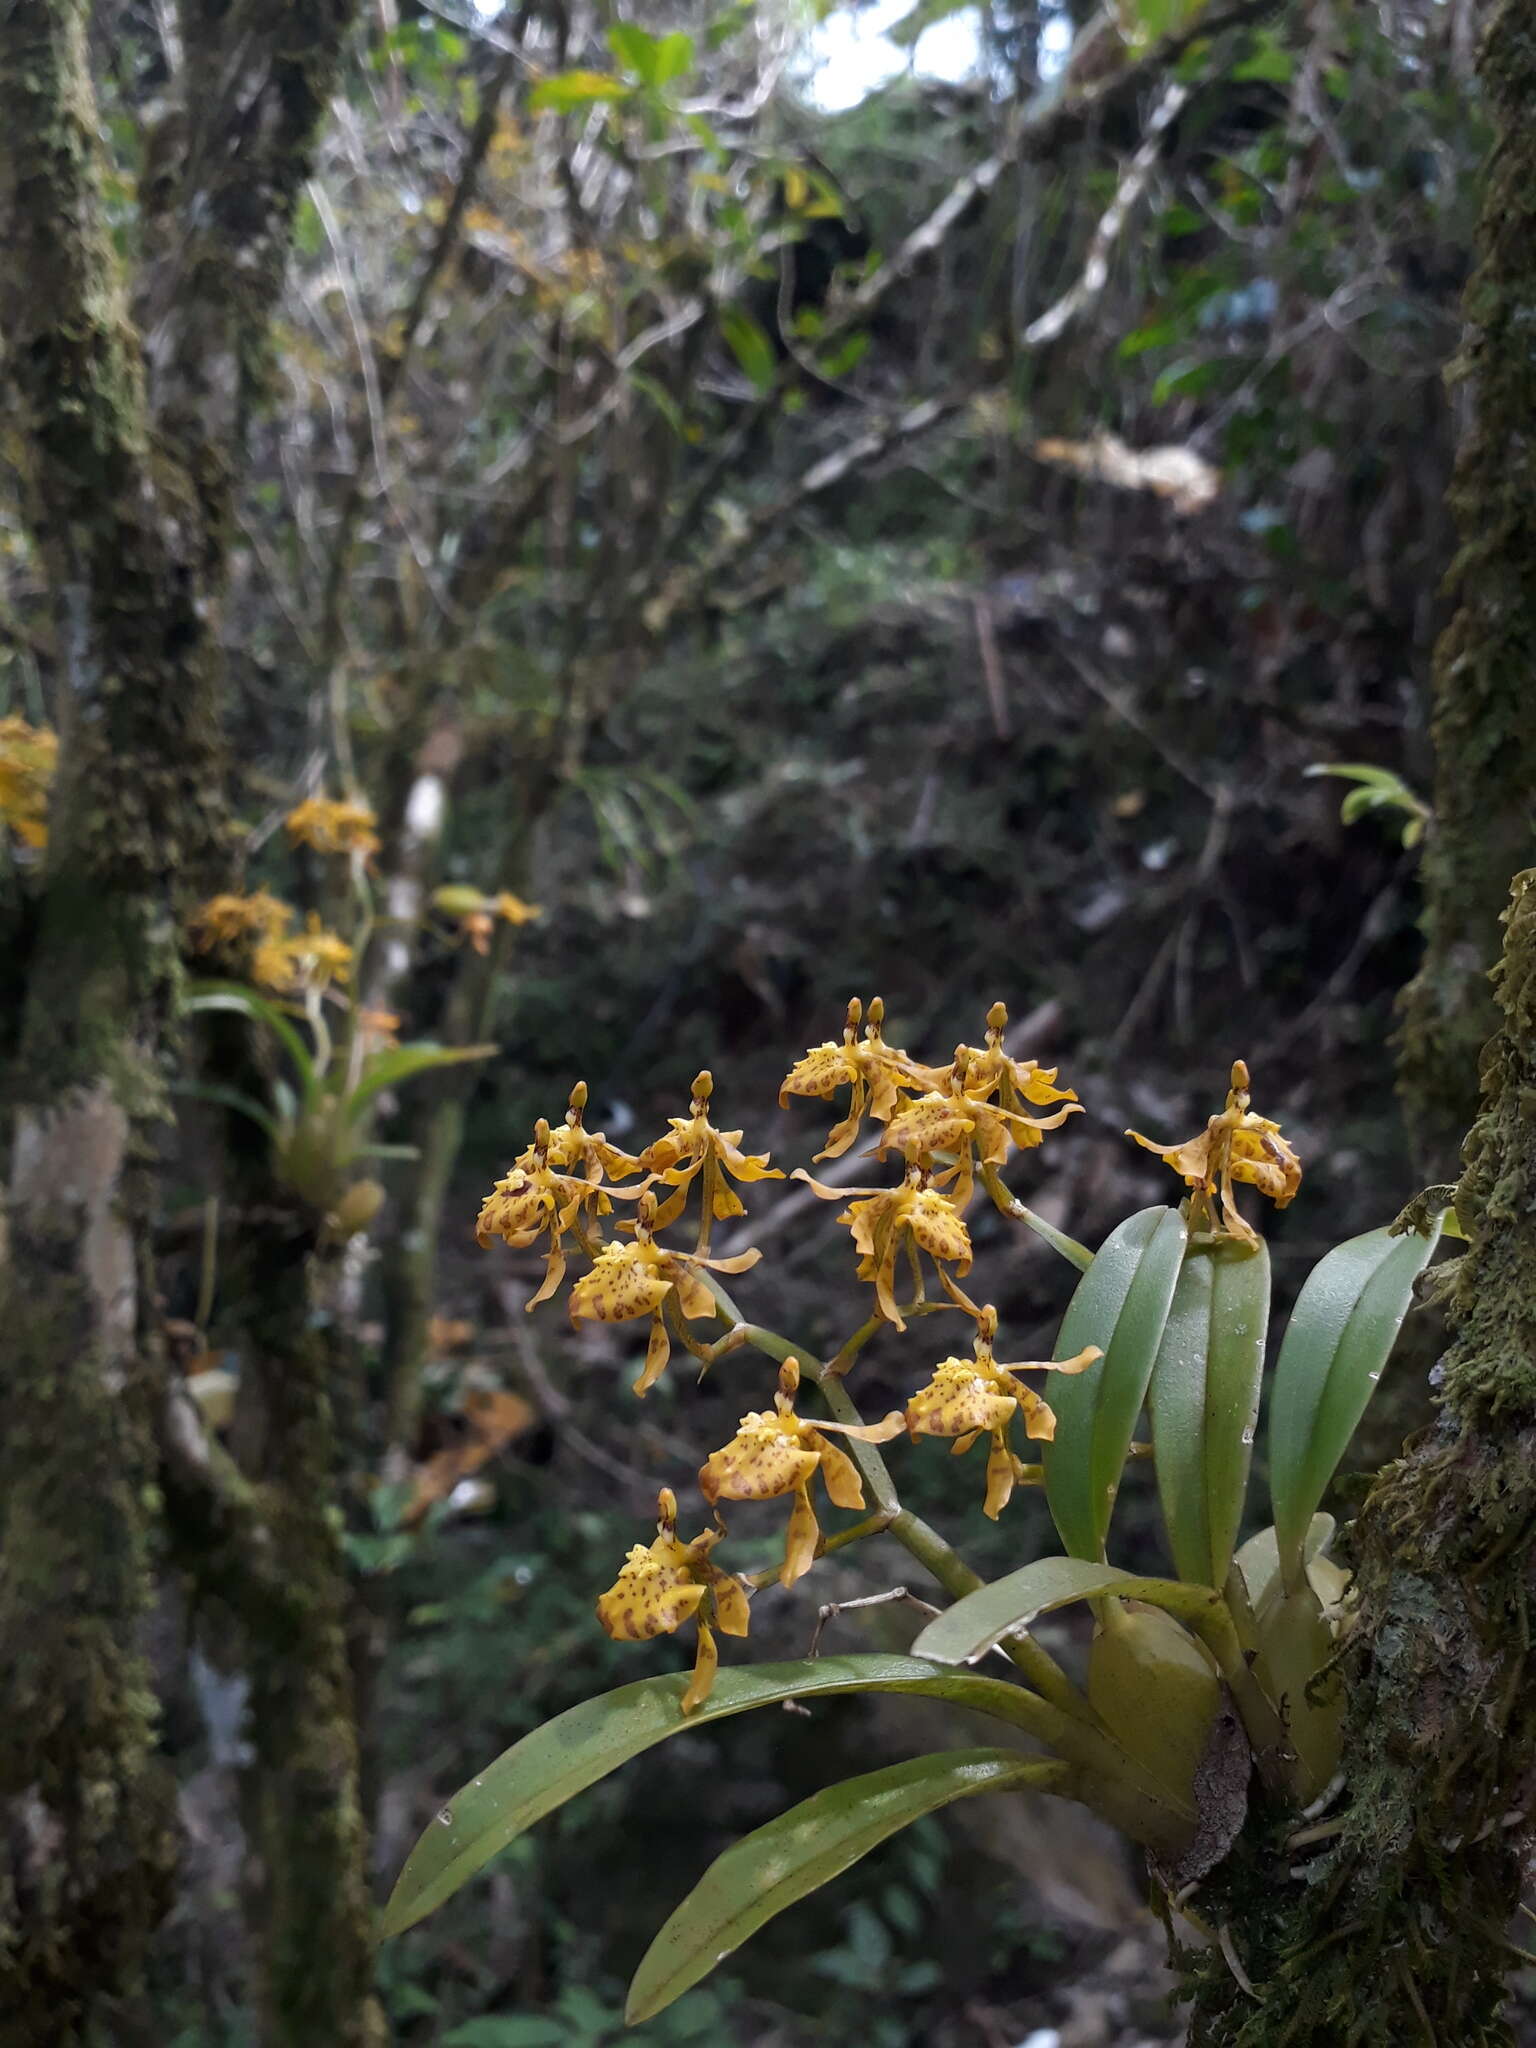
[1184,12,1536,2036]
[0,3,355,2039]
[1186,869,1536,2045]
[231,1216,381,2048]
[1395,0,1536,1177]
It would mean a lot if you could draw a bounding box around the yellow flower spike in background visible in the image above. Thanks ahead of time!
[284,792,381,858]
[495,890,542,927]
[188,890,294,952]
[779,996,943,1160]
[595,1488,751,1714]
[252,912,354,993]
[904,1306,1101,1518]
[477,1116,621,1307]
[1127,1058,1302,1247]
[568,1189,762,1395]
[0,714,57,849]
[794,1163,975,1329]
[699,1359,903,1587]
[638,1069,783,1238]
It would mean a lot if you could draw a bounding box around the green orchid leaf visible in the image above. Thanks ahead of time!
[186,982,320,1107]
[1268,1216,1443,1591]
[1149,1238,1270,1585]
[911,1557,1222,1667]
[1042,1206,1188,1560]
[1230,1513,1334,1624]
[173,1078,281,1143]
[626,1750,1064,2022]
[344,1042,496,1123]
[381,1656,1057,1938]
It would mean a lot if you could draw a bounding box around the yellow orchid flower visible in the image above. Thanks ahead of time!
[879,1070,1079,1212]
[543,1080,645,1184]
[904,1306,1101,1518]
[698,1359,903,1588]
[637,1070,783,1235]
[794,1163,975,1329]
[568,1190,760,1395]
[495,890,542,927]
[188,889,293,951]
[284,793,381,858]
[0,714,57,850]
[252,912,353,992]
[477,1117,621,1308]
[948,1002,1080,1114]
[779,996,943,1160]
[595,1488,750,1713]
[1127,1059,1301,1247]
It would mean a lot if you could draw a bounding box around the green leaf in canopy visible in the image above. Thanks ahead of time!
[1149,1238,1269,1586]
[626,1750,1064,2021]
[381,1656,1055,1938]
[1268,1216,1443,1590]
[529,70,627,113]
[719,305,777,393]
[1042,1206,1188,1560]
[911,1556,1222,1667]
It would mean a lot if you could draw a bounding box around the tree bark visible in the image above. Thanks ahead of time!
[0,3,356,2037]
[1395,0,1536,1177]
[1182,14,1536,2037]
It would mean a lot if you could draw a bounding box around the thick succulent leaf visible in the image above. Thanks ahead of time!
[626,1750,1062,2022]
[186,982,320,1106]
[1043,1206,1188,1559]
[1231,1514,1334,1623]
[1150,1239,1269,1585]
[382,1656,1050,1938]
[345,1041,497,1122]
[911,1557,1221,1667]
[1268,1218,1443,1589]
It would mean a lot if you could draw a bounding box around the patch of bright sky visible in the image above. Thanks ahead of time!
[806,1,1072,113]
[805,0,981,112]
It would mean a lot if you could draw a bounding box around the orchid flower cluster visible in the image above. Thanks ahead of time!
[476,1001,1303,1711]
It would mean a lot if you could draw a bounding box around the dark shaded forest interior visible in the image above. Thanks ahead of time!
[3,0,1536,2043]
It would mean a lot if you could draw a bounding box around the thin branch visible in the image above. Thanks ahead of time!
[1022,80,1189,346]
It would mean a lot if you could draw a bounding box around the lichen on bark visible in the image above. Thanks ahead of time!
[1395,0,1536,1177]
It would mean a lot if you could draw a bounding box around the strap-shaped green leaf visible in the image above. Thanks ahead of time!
[911,1557,1222,1667]
[381,1656,1057,1939]
[1149,1239,1269,1586]
[186,982,320,1107]
[1268,1217,1443,1590]
[626,1750,1065,2022]
[1042,1206,1188,1559]
[344,1041,496,1122]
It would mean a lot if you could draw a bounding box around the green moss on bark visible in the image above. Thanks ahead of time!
[1396,0,1536,1176]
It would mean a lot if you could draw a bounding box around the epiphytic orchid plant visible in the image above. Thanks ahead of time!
[384,999,1445,2021]
[181,794,509,1232]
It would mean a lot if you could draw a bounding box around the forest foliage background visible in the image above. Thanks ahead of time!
[0,0,1521,2043]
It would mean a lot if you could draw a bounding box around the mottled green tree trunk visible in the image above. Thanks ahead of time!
[1395,0,1536,1177]
[0,3,356,2038]
[1183,12,1536,2037]
[0,9,221,2035]
[234,1222,381,2048]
